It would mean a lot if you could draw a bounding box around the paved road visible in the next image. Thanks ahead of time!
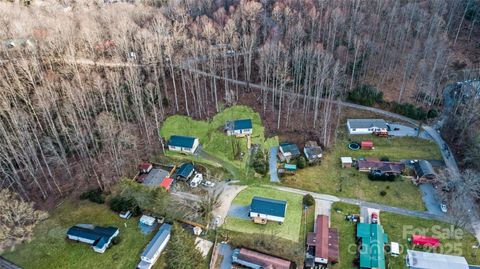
[419,184,444,215]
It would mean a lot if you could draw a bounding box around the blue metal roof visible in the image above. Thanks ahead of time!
[168,135,196,148]
[233,119,252,130]
[66,225,118,249]
[250,196,287,218]
[175,163,194,178]
[141,224,172,260]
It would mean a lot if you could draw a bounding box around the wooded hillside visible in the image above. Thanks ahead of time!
[0,0,479,204]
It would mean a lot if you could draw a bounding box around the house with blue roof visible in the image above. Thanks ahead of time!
[249,196,287,224]
[66,224,119,253]
[167,135,199,154]
[225,119,253,137]
[173,163,195,181]
[137,224,172,269]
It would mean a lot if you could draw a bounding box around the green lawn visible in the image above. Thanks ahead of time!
[160,105,278,180]
[283,133,442,211]
[2,200,166,269]
[382,212,480,268]
[224,187,303,242]
[330,203,360,269]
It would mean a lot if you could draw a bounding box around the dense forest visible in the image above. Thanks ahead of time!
[0,0,479,203]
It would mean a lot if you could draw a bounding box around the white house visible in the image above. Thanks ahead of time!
[346,119,388,135]
[225,119,253,137]
[66,224,119,253]
[405,250,469,269]
[167,135,199,154]
[249,196,287,224]
[137,224,172,269]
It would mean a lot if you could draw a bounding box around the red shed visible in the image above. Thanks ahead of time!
[412,235,440,247]
[159,177,173,192]
[361,141,374,150]
[138,162,153,174]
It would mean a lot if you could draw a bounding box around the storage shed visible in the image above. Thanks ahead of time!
[341,157,353,168]
[159,177,173,192]
[140,215,156,226]
[412,235,440,248]
[361,141,374,150]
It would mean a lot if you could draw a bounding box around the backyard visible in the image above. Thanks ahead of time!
[2,200,167,269]
[282,133,443,211]
[329,202,360,269]
[160,105,278,180]
[223,186,304,242]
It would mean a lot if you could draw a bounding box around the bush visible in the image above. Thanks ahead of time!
[303,194,315,207]
[347,85,383,106]
[380,156,390,161]
[79,188,104,204]
[296,156,307,169]
[110,196,141,216]
[252,150,267,175]
[111,236,121,245]
[380,190,387,196]
[368,173,397,182]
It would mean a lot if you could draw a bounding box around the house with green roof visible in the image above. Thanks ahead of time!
[249,196,287,224]
[225,119,253,137]
[278,142,301,163]
[167,135,199,154]
[356,223,389,269]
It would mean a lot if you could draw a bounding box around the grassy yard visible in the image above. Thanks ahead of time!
[223,187,303,242]
[160,105,278,180]
[2,200,166,269]
[382,212,480,268]
[329,202,360,269]
[283,133,442,211]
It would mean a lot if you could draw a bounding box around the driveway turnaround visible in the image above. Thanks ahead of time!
[269,147,280,182]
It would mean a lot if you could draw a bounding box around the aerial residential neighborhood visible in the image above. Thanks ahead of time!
[0,1,479,269]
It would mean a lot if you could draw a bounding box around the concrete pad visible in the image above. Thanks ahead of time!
[314,199,332,230]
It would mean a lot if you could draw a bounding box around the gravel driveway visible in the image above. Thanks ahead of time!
[419,184,444,215]
[227,204,250,220]
[269,147,279,182]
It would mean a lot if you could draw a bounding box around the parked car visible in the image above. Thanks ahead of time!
[371,212,379,224]
[345,214,360,222]
[119,210,132,219]
[440,204,448,213]
[202,181,215,187]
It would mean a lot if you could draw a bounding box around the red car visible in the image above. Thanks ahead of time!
[371,212,379,224]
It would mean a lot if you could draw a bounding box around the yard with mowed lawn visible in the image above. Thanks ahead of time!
[282,133,443,211]
[223,187,303,242]
[2,200,167,269]
[329,202,480,269]
[160,105,278,180]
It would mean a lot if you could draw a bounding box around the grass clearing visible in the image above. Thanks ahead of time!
[283,133,442,210]
[224,187,303,242]
[2,200,166,269]
[160,105,278,180]
[330,202,360,269]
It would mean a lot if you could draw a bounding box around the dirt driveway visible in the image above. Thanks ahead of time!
[213,182,246,226]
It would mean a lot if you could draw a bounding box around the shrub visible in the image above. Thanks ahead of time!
[252,149,267,175]
[297,156,307,169]
[303,194,315,207]
[79,188,104,204]
[380,190,387,196]
[347,85,383,106]
[111,236,121,245]
[380,156,390,161]
[368,173,397,182]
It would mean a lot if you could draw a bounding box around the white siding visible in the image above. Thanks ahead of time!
[168,138,199,154]
[141,234,171,263]
[249,212,285,223]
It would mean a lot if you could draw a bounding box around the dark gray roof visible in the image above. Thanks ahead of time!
[414,160,436,179]
[347,119,388,129]
[250,196,287,218]
[141,224,172,260]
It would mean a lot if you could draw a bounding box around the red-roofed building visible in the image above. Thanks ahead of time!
[232,248,291,269]
[305,215,339,268]
[412,235,441,248]
[138,162,153,174]
[361,141,374,149]
[159,177,173,192]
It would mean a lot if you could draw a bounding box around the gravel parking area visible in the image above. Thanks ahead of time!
[227,204,250,220]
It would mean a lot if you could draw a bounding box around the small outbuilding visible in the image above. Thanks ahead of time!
[361,141,374,150]
[138,162,153,174]
[406,249,469,269]
[167,135,199,154]
[413,160,437,184]
[159,177,173,192]
[341,157,353,168]
[140,215,156,226]
[225,119,253,137]
[66,224,119,253]
[411,235,440,248]
[249,196,287,224]
[304,141,323,163]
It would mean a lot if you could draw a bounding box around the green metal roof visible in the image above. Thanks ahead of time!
[356,223,388,269]
[284,163,297,170]
[250,196,287,218]
[168,135,196,148]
